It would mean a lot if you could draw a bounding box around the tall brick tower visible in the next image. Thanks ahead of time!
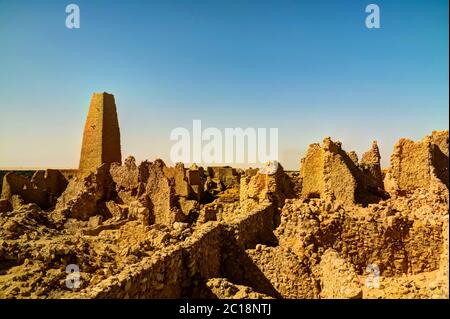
[79,92,122,171]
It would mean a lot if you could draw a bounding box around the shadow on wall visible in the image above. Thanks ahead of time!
[218,238,282,298]
[433,147,449,188]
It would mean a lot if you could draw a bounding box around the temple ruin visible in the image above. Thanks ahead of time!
[0,92,448,299]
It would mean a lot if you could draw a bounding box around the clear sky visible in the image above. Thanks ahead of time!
[0,0,448,170]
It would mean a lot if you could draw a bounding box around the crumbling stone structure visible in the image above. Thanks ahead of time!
[360,141,384,191]
[55,164,114,221]
[109,156,142,204]
[318,249,362,299]
[431,130,449,188]
[384,130,449,195]
[109,157,209,225]
[75,203,279,298]
[240,161,294,213]
[144,159,186,225]
[0,92,448,299]
[206,166,240,192]
[299,137,386,206]
[0,169,67,210]
[1,173,48,209]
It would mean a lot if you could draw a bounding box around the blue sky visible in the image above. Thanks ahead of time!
[0,0,448,169]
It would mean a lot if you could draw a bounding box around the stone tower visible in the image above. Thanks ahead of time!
[79,92,122,172]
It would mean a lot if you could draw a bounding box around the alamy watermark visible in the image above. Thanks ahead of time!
[65,4,80,29]
[365,263,380,288]
[170,120,279,165]
[365,4,381,29]
[65,264,81,289]
[65,4,379,30]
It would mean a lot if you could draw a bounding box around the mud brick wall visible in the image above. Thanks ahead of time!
[220,204,284,298]
[404,220,444,274]
[244,247,318,299]
[337,216,444,276]
[390,138,433,191]
[1,172,49,208]
[79,222,222,298]
[300,144,325,198]
[278,201,445,277]
[78,204,275,298]
[0,170,35,195]
[225,203,276,249]
[179,222,222,296]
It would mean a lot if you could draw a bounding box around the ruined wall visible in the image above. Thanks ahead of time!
[438,217,449,294]
[240,162,294,214]
[109,158,206,225]
[386,131,449,194]
[79,245,185,298]
[31,169,68,206]
[360,141,384,191]
[207,167,240,188]
[389,137,433,192]
[300,138,358,206]
[219,204,318,299]
[0,170,68,210]
[163,162,205,202]
[431,130,449,188]
[323,148,357,205]
[79,92,122,172]
[300,144,325,199]
[109,156,140,205]
[186,164,204,201]
[300,137,387,206]
[77,204,275,298]
[318,249,362,299]
[431,130,449,157]
[0,170,35,195]
[243,245,318,299]
[55,164,114,221]
[215,203,312,299]
[144,160,185,225]
[224,203,276,249]
[277,197,447,277]
[163,163,191,198]
[404,219,444,274]
[0,169,69,212]
[78,222,222,299]
[1,173,49,209]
